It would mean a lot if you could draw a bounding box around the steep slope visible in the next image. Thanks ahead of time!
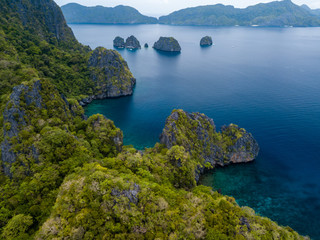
[37,160,306,239]
[159,0,320,26]
[301,4,320,16]
[0,0,75,43]
[160,110,259,181]
[61,3,158,24]
[0,0,131,236]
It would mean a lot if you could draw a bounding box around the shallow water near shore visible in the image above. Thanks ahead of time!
[70,24,320,238]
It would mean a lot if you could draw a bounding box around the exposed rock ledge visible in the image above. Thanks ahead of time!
[160,109,259,182]
[81,47,136,106]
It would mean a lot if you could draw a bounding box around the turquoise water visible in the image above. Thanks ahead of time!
[70,24,320,238]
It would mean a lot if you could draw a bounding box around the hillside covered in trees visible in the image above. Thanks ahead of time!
[159,0,320,27]
[61,3,158,24]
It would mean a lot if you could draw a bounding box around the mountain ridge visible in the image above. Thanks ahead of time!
[61,3,158,24]
[159,0,320,26]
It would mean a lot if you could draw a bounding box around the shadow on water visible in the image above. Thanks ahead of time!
[154,50,181,57]
[200,45,213,49]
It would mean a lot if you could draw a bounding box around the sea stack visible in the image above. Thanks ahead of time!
[144,43,149,48]
[113,36,125,48]
[125,35,141,49]
[200,36,213,46]
[153,37,181,52]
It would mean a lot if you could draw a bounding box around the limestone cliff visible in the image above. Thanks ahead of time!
[81,47,136,106]
[1,0,75,42]
[1,79,123,178]
[160,109,259,181]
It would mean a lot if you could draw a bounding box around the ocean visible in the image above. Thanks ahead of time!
[70,24,320,238]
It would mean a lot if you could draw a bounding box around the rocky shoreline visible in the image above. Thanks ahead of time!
[160,109,259,182]
[79,47,136,106]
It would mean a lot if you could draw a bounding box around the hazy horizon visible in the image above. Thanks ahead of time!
[55,0,320,16]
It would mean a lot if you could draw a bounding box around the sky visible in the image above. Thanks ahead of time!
[54,0,320,16]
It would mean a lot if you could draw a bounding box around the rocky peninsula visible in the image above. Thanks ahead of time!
[153,37,181,52]
[160,109,259,182]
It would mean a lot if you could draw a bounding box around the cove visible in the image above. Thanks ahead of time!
[70,24,320,239]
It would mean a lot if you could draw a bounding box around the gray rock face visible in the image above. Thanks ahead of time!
[153,37,181,52]
[13,0,75,42]
[113,36,125,48]
[111,183,140,206]
[200,36,213,46]
[160,109,259,182]
[87,47,136,103]
[0,80,79,177]
[125,35,141,49]
[1,81,43,176]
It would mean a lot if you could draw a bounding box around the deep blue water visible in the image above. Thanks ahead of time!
[70,24,320,238]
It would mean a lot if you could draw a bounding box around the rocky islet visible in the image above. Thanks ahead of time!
[153,37,181,52]
[113,36,125,48]
[200,36,213,46]
[125,35,141,49]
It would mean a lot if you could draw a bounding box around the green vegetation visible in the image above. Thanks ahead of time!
[61,3,158,24]
[0,0,309,239]
[88,47,136,98]
[159,0,320,27]
[160,109,259,170]
[0,1,93,101]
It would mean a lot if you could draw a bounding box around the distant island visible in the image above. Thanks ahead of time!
[62,1,320,27]
[61,3,158,24]
[159,0,320,27]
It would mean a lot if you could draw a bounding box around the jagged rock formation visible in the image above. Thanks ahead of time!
[1,79,75,177]
[1,79,123,178]
[81,47,136,106]
[153,37,181,52]
[200,36,213,46]
[144,43,148,48]
[160,109,259,181]
[113,36,125,48]
[125,35,141,49]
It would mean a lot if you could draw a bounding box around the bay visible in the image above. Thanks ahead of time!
[70,24,320,238]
